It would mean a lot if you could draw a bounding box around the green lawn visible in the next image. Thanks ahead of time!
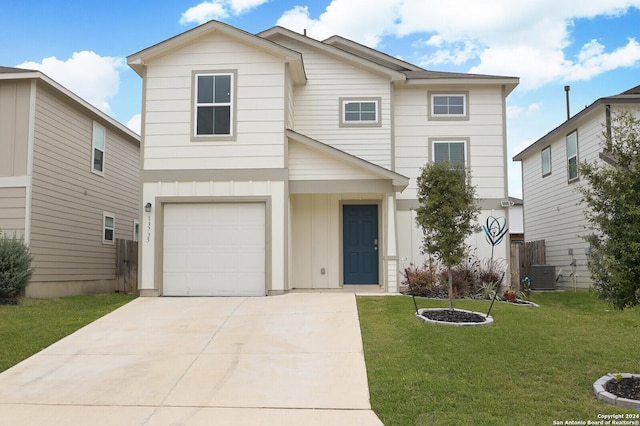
[0,293,136,372]
[357,292,640,426]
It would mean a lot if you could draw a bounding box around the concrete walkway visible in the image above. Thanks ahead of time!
[0,293,383,425]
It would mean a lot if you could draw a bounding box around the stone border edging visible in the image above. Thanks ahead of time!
[593,373,640,409]
[416,308,494,327]
[506,299,539,307]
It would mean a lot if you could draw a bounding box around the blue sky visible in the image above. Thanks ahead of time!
[2,0,640,197]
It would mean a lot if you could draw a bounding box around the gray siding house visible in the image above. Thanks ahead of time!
[513,85,640,289]
[0,67,140,297]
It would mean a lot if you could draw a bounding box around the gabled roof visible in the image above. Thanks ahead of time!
[513,84,640,161]
[127,20,306,84]
[258,26,407,82]
[0,66,37,74]
[286,129,409,192]
[322,35,424,72]
[260,26,519,92]
[0,67,140,142]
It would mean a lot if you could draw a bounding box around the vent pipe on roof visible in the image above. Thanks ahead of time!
[564,85,571,120]
[304,29,307,36]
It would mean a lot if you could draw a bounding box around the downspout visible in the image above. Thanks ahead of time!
[605,104,611,142]
[24,79,37,245]
[564,86,571,120]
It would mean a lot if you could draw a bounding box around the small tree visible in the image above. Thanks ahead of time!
[0,230,34,301]
[415,161,480,310]
[579,109,640,310]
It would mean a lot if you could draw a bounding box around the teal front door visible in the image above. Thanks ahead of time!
[343,204,379,284]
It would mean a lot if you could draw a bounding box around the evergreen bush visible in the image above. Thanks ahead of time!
[0,230,34,300]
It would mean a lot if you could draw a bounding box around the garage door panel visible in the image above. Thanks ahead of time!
[163,203,265,296]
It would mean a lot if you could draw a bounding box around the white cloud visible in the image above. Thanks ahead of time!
[126,114,141,135]
[276,0,640,90]
[17,51,124,115]
[180,1,228,24]
[418,39,482,67]
[507,105,523,119]
[180,0,268,25]
[276,1,399,45]
[528,102,542,115]
[566,38,640,81]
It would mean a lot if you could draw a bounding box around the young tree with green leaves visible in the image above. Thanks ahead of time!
[579,109,640,310]
[415,161,480,310]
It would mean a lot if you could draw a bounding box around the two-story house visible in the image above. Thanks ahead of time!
[0,66,140,297]
[513,85,640,289]
[127,20,518,296]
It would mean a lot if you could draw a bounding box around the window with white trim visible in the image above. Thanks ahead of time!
[92,122,105,174]
[340,99,380,125]
[103,213,115,245]
[194,73,233,136]
[432,141,466,167]
[541,146,551,177]
[566,131,579,182]
[430,93,467,118]
[133,219,140,242]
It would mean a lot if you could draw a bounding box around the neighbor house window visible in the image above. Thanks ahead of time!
[432,140,466,167]
[194,72,234,137]
[133,219,140,242]
[566,130,579,181]
[429,92,468,119]
[541,146,551,177]
[103,213,115,244]
[339,98,381,126]
[92,122,105,174]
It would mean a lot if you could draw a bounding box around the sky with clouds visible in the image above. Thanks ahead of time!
[1,0,639,197]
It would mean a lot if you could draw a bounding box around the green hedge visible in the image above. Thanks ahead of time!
[0,231,34,300]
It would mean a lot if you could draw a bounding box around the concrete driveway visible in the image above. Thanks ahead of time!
[0,293,383,425]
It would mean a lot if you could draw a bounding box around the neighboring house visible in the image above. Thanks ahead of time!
[508,196,524,243]
[127,20,518,296]
[0,66,140,297]
[513,85,640,290]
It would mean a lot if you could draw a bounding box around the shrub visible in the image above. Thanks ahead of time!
[0,231,34,300]
[442,260,477,297]
[475,257,506,296]
[402,262,445,298]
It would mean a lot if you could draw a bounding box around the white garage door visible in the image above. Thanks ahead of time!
[163,203,265,296]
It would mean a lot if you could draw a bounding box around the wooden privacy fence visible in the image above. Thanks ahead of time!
[510,240,546,290]
[116,239,138,294]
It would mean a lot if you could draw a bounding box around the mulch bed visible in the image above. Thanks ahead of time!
[0,298,19,306]
[421,309,487,323]
[606,377,640,401]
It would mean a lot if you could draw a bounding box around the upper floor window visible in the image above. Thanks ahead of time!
[194,72,234,137]
[339,98,381,127]
[566,130,579,182]
[432,140,466,167]
[541,146,551,177]
[92,122,105,175]
[429,92,468,120]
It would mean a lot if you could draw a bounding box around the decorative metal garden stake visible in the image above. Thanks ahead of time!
[483,216,508,318]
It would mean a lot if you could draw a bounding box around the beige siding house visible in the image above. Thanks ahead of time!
[513,85,640,289]
[0,67,140,297]
[127,21,518,296]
